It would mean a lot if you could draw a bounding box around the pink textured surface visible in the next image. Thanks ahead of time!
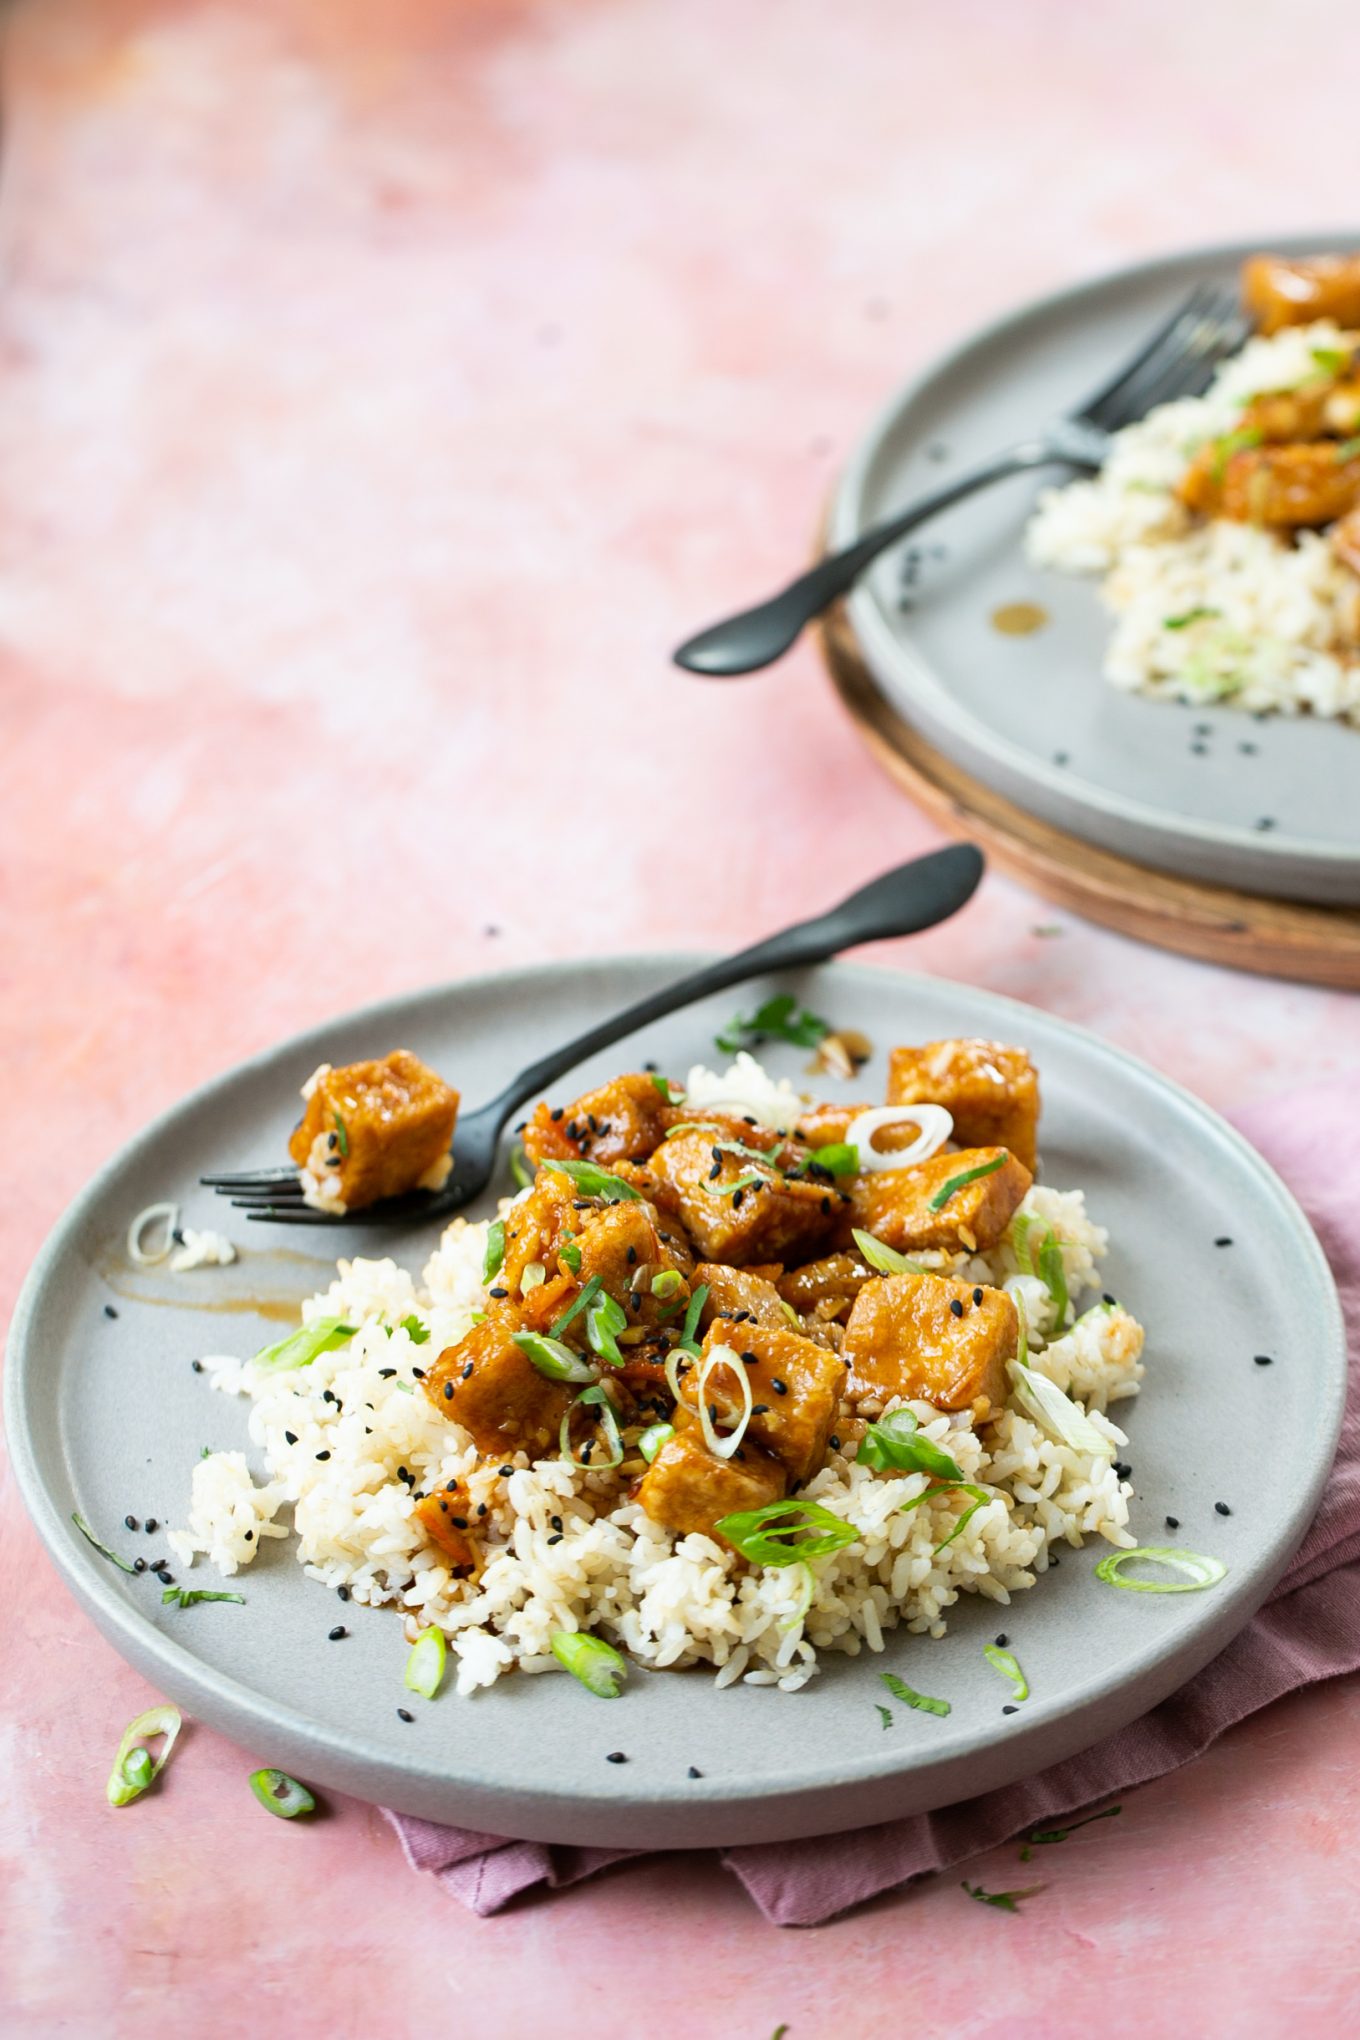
[3,0,1360,2031]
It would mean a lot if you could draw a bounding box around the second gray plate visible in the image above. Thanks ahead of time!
[5,958,1345,1846]
[827,233,1360,903]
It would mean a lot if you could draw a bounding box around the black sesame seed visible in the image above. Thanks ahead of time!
[687,1765,702,1779]
[398,1707,415,1722]
[243,1530,254,1542]
[732,1189,745,1208]
[820,1196,832,1215]
[284,1430,297,1445]
[1190,742,1208,756]
[995,1633,1008,1647]
[1053,751,1069,766]
[605,1751,627,1764]
[461,1362,474,1380]
[626,1245,637,1264]
[1254,817,1276,832]
[145,1519,158,1534]
[155,1572,174,1587]
[1215,1501,1232,1517]
[499,1465,515,1477]
[132,1558,147,1573]
[1113,1461,1132,1480]
[328,1625,348,1641]
[546,1532,563,1546]
[740,1350,759,1365]
[973,1288,984,1306]
[337,1585,351,1600]
[1239,741,1257,756]
[104,1304,119,1320]
[830,1435,840,1451]
[1102,1293,1116,1306]
[452,1515,468,1529]
[1165,1515,1180,1529]
[771,1379,788,1396]
[444,1382,454,1400]
[949,1298,965,1318]
[379,1367,397,1379]
[1002,1704,1018,1716]
[1254,1354,1273,1367]
[124,1515,139,1532]
[488,1286,509,1300]
[1214,1237,1233,1248]
[551,1515,563,1530]
[708,1162,722,1181]
[751,1403,770,1416]
[315,1450,331,1461]
[412,1368,425,1381]
[191,1360,203,1374]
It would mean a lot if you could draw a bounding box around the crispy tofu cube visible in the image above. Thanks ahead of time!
[646,1128,841,1266]
[637,1426,786,1545]
[847,1146,1031,1254]
[695,1262,791,1332]
[424,1317,571,1457]
[571,1199,693,1333]
[886,1039,1039,1173]
[1242,252,1360,335]
[414,1485,478,1571]
[843,1271,1017,1414]
[289,1050,459,1213]
[679,1322,846,1483]
[522,1073,675,1169]
[795,1101,868,1148]
[777,1251,873,1317]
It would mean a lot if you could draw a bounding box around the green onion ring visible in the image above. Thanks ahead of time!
[248,1768,317,1819]
[1094,1546,1228,1593]
[404,1625,447,1699]
[106,1705,182,1807]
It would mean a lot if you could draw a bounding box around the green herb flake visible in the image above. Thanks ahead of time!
[252,1316,356,1374]
[400,1314,431,1346]
[543,1158,642,1202]
[650,1268,684,1300]
[679,1282,709,1354]
[1163,605,1221,630]
[962,1879,1044,1913]
[983,1643,1028,1700]
[482,1219,506,1283]
[551,1630,628,1698]
[1029,1803,1122,1847]
[161,1586,246,1608]
[71,1512,138,1575]
[637,1421,675,1464]
[857,1408,965,1482]
[512,1330,596,1384]
[1209,423,1263,480]
[876,1703,893,1731]
[332,1110,350,1158]
[649,1073,681,1103]
[584,1289,628,1367]
[509,1145,533,1191]
[549,1273,603,1339]
[927,1152,1008,1212]
[560,1237,582,1276]
[716,1497,857,1567]
[880,1671,950,1718]
[851,1227,926,1276]
[715,993,830,1056]
[802,1142,859,1178]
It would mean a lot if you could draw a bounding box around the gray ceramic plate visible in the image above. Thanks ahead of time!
[6,958,1345,1847]
[828,233,1360,904]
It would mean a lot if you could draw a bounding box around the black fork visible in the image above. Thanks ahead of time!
[673,284,1252,676]
[202,842,984,1226]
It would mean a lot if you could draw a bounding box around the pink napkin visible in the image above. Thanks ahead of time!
[385,1080,1360,1925]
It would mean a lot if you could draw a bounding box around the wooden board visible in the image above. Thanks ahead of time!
[819,603,1360,989]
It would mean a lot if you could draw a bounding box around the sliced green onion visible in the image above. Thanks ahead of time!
[509,1144,533,1190]
[405,1625,447,1699]
[1010,1214,1069,1325]
[1162,606,1221,630]
[962,1880,1043,1912]
[927,1152,1008,1212]
[1311,344,1350,375]
[664,1343,691,1403]
[663,1120,727,1141]
[560,1383,624,1469]
[1094,1546,1227,1594]
[560,1237,582,1275]
[1036,1234,1069,1326]
[248,1768,317,1819]
[803,1142,858,1177]
[876,1703,893,1730]
[637,1421,675,1463]
[1008,1359,1114,1461]
[482,1219,506,1282]
[983,1643,1028,1700]
[715,1497,857,1567]
[649,1073,681,1103]
[400,1314,431,1344]
[252,1316,356,1374]
[162,1587,245,1608]
[520,1260,547,1295]
[551,1630,628,1697]
[931,1484,992,1551]
[851,1228,926,1276]
[1336,434,1360,463]
[543,1158,641,1202]
[332,1109,350,1157]
[714,993,829,1055]
[880,1671,950,1718]
[585,1290,628,1367]
[549,1273,603,1338]
[857,1408,965,1482]
[713,1171,768,1200]
[779,1560,815,1632]
[106,1705,182,1806]
[72,1512,137,1575]
[679,1282,709,1353]
[512,1331,596,1383]
[650,1268,684,1300]
[1029,1804,1122,1846]
[1210,422,1263,479]
[696,1342,754,1461]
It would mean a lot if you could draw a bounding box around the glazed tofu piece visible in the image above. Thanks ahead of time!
[678,1322,846,1483]
[777,1250,874,1318]
[795,1100,869,1149]
[1333,505,1360,577]
[646,1127,841,1266]
[843,1272,1018,1415]
[424,1317,571,1457]
[289,1050,459,1213]
[499,1166,582,1308]
[1179,439,1360,528]
[521,1073,674,1170]
[414,1485,478,1571]
[637,1426,786,1545]
[695,1262,791,1332]
[847,1146,1032,1254]
[570,1198,693,1333]
[1242,253,1360,334]
[886,1039,1040,1174]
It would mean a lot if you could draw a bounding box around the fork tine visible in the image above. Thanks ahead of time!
[201,1167,298,1189]
[228,1186,309,1208]
[1096,288,1248,427]
[1074,285,1217,429]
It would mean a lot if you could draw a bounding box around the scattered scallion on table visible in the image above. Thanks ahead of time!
[961,1880,1044,1912]
[106,1705,182,1807]
[1028,1804,1122,1846]
[248,1768,317,1819]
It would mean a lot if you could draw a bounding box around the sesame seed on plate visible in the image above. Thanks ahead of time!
[329,1625,348,1641]
[606,1751,627,1765]
[1215,1501,1232,1516]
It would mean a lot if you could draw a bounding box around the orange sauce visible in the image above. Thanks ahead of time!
[990,601,1049,636]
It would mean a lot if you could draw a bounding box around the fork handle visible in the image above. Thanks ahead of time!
[488,843,983,1129]
[673,437,1060,677]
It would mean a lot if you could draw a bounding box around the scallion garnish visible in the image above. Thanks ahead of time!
[520,1260,547,1295]
[857,1408,965,1482]
[876,1703,893,1730]
[778,1560,815,1632]
[637,1421,675,1463]
[405,1625,447,1699]
[880,1671,950,1718]
[1336,435,1360,463]
[560,1237,582,1275]
[512,1331,597,1383]
[715,993,830,1055]
[851,1228,927,1276]
[1094,1546,1227,1593]
[961,1880,1043,1912]
[983,1642,1028,1700]
[696,1342,754,1461]
[560,1383,624,1469]
[804,1142,858,1177]
[509,1145,533,1191]
[1008,1357,1114,1461]
[543,1158,641,1202]
[549,1273,603,1338]
[650,1268,684,1300]
[551,1630,628,1698]
[1209,423,1263,479]
[161,1587,245,1608]
[248,1768,317,1819]
[1028,1804,1121,1846]
[649,1073,682,1103]
[1010,1214,1069,1326]
[714,1497,857,1567]
[482,1219,506,1282]
[72,1511,138,1575]
[585,1291,628,1367]
[106,1705,182,1807]
[1312,344,1350,375]
[678,1282,709,1353]
[1162,606,1221,630]
[713,1170,768,1200]
[400,1314,431,1345]
[332,1110,350,1157]
[252,1316,357,1374]
[927,1152,1008,1212]
[897,1479,993,1550]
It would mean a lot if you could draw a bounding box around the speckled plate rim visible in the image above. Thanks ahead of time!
[828,229,1360,876]
[3,957,1347,1847]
